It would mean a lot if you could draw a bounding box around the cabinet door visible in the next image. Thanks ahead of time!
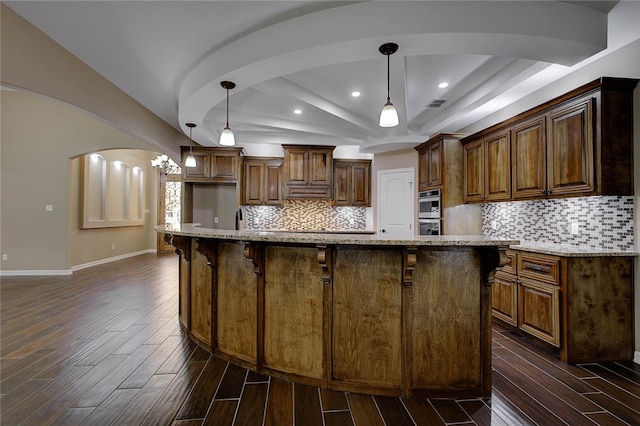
[284,148,309,185]
[518,278,560,347]
[309,148,333,186]
[263,160,283,205]
[333,162,350,205]
[485,130,511,201]
[211,151,240,181]
[426,140,443,188]
[463,139,485,203]
[333,160,371,207]
[492,272,518,326]
[351,161,371,206]
[512,117,546,199]
[244,160,264,205]
[183,151,210,180]
[546,98,594,196]
[418,140,443,190]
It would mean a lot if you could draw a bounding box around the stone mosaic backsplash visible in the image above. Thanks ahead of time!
[245,200,368,231]
[482,196,634,251]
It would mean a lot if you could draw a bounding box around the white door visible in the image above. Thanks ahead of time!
[378,168,414,237]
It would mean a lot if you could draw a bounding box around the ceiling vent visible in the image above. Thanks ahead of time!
[426,99,447,108]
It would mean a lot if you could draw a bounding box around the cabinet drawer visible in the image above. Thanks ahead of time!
[518,253,560,285]
[518,278,560,347]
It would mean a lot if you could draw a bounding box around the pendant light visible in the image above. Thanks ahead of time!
[184,123,197,168]
[378,42,399,128]
[219,81,236,146]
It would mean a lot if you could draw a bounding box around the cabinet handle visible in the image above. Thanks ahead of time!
[527,264,551,273]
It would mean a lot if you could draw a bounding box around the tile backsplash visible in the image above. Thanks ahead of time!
[482,196,634,251]
[245,200,368,231]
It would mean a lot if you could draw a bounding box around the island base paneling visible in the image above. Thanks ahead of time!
[216,241,257,364]
[264,245,324,380]
[332,247,403,389]
[165,233,506,397]
[412,249,483,392]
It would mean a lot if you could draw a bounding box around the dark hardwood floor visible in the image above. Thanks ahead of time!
[2,253,639,425]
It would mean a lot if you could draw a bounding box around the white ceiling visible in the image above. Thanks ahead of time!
[5,1,633,153]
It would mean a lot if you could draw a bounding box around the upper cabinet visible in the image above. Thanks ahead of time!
[243,157,283,206]
[333,160,371,206]
[417,138,443,190]
[546,98,595,196]
[181,147,242,182]
[282,145,335,200]
[511,116,547,199]
[463,77,638,203]
[463,129,511,203]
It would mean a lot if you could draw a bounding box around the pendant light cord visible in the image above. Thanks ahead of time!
[386,53,391,102]
[226,88,230,127]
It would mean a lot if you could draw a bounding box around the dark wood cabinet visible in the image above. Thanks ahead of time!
[333,160,371,206]
[418,134,481,234]
[491,250,517,326]
[546,97,594,196]
[181,147,242,182]
[512,117,546,199]
[463,139,484,203]
[417,138,443,190]
[282,145,334,199]
[463,77,638,203]
[516,252,561,347]
[492,249,633,363]
[463,130,510,202]
[243,157,283,206]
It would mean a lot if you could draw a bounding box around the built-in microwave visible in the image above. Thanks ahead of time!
[419,189,441,219]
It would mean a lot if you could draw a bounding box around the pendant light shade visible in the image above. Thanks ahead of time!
[219,81,236,146]
[378,42,399,128]
[185,123,197,168]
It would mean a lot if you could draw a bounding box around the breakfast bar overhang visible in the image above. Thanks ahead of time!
[158,224,517,398]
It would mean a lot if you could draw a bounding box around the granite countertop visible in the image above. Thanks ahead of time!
[156,224,518,247]
[510,241,639,257]
[247,229,376,235]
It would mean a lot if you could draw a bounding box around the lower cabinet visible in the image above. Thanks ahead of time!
[492,249,633,363]
[518,277,560,347]
[492,269,517,326]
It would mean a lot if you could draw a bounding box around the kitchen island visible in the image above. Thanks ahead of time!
[157,224,518,397]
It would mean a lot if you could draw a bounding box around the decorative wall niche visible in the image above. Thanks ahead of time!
[81,151,146,228]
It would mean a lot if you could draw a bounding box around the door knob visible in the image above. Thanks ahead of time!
[381,229,386,233]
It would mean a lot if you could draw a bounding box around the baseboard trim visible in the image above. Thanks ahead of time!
[635,351,640,365]
[70,249,156,272]
[0,269,73,276]
[0,249,156,277]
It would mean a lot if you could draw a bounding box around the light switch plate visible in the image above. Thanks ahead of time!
[45,204,54,212]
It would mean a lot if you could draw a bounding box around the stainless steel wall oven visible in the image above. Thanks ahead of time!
[419,189,441,235]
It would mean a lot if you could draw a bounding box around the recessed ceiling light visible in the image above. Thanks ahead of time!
[351,91,361,97]
[294,109,302,115]
[438,82,449,89]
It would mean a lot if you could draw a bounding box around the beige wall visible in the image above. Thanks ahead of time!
[372,148,419,232]
[1,90,159,272]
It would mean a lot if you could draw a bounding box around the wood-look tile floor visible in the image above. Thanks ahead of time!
[2,253,640,425]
